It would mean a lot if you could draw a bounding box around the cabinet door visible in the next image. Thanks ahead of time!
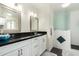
[31,38,39,56]
[3,49,20,56]
[21,45,32,56]
[42,35,47,50]
[38,36,44,55]
[38,35,47,55]
[31,43,39,56]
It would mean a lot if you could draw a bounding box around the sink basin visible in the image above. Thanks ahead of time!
[33,34,41,36]
[0,34,11,41]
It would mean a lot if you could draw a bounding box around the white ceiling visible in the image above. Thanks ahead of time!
[32,3,79,11]
[51,3,79,11]
[21,3,79,11]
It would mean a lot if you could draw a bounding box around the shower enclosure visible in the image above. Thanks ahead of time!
[53,8,79,50]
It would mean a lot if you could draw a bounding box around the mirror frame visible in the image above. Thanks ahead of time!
[30,16,39,32]
[0,3,21,33]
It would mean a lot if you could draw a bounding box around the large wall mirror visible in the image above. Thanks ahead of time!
[30,16,39,32]
[0,4,21,33]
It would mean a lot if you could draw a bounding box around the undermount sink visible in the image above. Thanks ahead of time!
[21,34,41,39]
[33,33,41,36]
[36,34,41,35]
[0,34,11,41]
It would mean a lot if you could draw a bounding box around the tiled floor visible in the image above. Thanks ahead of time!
[51,47,79,56]
[62,49,79,56]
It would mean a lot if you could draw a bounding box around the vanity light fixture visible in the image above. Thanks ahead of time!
[29,11,37,17]
[33,13,37,17]
[61,3,71,8]
[29,11,34,16]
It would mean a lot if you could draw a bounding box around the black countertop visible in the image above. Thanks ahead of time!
[0,31,47,47]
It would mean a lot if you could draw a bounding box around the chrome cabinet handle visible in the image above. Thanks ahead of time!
[18,50,20,56]
[21,49,23,55]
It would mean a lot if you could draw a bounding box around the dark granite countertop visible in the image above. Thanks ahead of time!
[0,31,47,47]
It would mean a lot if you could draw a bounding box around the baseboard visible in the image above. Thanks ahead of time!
[71,44,79,50]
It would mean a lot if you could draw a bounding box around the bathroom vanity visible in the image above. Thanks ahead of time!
[0,32,47,56]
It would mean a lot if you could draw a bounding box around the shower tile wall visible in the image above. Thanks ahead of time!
[53,10,71,50]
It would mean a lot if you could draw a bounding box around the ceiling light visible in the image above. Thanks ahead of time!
[29,11,37,17]
[62,3,71,8]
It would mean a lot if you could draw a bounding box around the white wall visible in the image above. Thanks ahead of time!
[70,11,79,45]
[37,5,54,51]
[54,30,71,50]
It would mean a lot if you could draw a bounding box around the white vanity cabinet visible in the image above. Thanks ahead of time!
[0,39,32,56]
[4,45,32,56]
[0,35,47,56]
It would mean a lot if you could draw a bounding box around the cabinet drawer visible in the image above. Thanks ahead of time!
[32,43,38,48]
[31,46,39,56]
[32,38,38,43]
